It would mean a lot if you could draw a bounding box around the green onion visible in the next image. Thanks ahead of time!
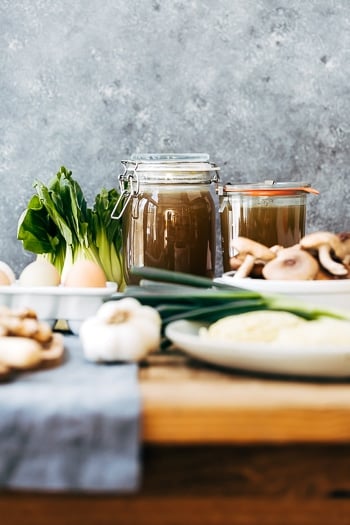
[130,265,238,290]
[107,267,350,331]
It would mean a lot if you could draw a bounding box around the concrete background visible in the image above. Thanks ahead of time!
[1,0,349,277]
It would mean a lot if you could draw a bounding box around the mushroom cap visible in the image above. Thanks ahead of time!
[337,232,350,256]
[262,247,319,280]
[338,231,350,242]
[228,256,243,271]
[231,237,275,262]
[300,232,346,259]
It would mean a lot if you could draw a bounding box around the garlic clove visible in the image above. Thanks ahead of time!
[99,324,149,362]
[137,305,162,328]
[97,298,142,323]
[79,318,152,362]
[131,317,161,353]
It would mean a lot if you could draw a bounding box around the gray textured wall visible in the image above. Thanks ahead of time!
[1,0,349,277]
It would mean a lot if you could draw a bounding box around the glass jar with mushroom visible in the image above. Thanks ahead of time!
[218,181,319,273]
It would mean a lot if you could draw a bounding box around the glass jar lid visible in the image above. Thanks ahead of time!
[113,154,219,220]
[120,153,220,186]
[126,153,219,173]
[219,180,319,196]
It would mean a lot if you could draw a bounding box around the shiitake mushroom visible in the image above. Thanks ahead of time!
[262,247,319,280]
[229,231,350,280]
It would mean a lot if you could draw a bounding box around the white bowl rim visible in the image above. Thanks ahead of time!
[218,272,350,294]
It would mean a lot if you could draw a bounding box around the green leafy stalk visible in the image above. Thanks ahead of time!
[130,265,229,289]
[33,167,101,280]
[91,188,125,289]
[17,194,67,275]
[111,266,350,329]
[17,166,125,288]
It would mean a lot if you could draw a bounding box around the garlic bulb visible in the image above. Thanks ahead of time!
[79,297,162,362]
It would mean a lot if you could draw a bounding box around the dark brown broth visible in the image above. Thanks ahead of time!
[221,202,306,272]
[123,189,216,283]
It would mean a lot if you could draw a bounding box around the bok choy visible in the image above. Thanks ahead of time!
[17,166,125,289]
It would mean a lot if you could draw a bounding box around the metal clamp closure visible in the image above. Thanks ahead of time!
[111,161,140,220]
[210,163,220,185]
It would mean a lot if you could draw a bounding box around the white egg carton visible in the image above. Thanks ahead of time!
[0,282,118,332]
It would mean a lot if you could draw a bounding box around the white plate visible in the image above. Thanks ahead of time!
[0,282,118,332]
[216,273,350,312]
[165,320,350,378]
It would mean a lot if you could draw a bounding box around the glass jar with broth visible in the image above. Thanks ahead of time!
[218,181,319,273]
[113,154,220,284]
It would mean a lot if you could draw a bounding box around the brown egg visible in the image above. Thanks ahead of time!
[0,269,11,285]
[63,260,107,288]
[0,261,16,284]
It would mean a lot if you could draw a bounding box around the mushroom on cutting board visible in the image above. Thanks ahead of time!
[300,232,348,276]
[262,246,320,280]
[231,237,275,279]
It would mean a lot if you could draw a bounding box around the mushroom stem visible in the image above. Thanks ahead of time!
[232,254,256,279]
[269,245,284,255]
[230,237,275,278]
[318,244,348,276]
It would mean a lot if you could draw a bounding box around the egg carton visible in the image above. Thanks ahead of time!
[0,282,118,333]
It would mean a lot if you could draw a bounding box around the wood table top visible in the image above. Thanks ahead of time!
[3,348,350,525]
[139,350,350,445]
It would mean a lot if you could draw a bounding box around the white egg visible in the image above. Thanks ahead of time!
[19,259,61,287]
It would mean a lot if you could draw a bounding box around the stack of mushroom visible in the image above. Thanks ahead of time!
[229,231,350,280]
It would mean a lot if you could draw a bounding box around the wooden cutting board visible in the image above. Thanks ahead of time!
[0,333,65,382]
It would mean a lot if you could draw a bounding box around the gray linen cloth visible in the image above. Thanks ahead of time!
[0,335,141,492]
